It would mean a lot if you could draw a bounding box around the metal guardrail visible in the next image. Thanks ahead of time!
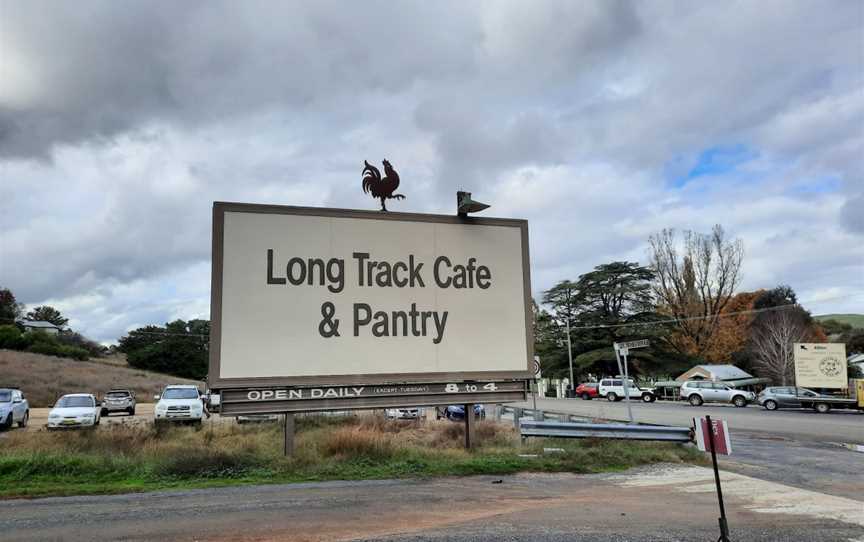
[519,420,694,442]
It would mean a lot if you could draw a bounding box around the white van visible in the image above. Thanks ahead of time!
[598,378,656,403]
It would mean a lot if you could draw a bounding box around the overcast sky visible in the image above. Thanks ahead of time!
[1,1,862,343]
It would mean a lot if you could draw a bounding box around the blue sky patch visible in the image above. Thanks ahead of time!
[671,144,759,188]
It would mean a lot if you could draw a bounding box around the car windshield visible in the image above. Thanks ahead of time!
[107,392,130,398]
[163,388,198,399]
[0,391,11,402]
[56,396,94,408]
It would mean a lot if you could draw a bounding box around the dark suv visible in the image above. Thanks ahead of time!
[101,389,136,416]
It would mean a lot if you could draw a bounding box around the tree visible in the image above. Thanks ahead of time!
[25,306,69,328]
[748,286,825,385]
[119,320,209,379]
[540,262,680,380]
[701,290,762,364]
[749,308,813,385]
[648,224,744,357]
[0,288,24,325]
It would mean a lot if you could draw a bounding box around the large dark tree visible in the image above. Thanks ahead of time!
[540,262,684,380]
[25,305,69,327]
[0,288,24,325]
[119,319,209,379]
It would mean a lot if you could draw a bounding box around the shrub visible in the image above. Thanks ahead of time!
[0,325,22,349]
[26,341,62,357]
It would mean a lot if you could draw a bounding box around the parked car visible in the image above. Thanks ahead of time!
[100,389,136,416]
[679,380,755,407]
[440,404,485,421]
[0,388,29,430]
[154,385,205,425]
[47,394,101,429]
[598,379,656,403]
[385,407,423,420]
[574,382,600,400]
[758,387,821,411]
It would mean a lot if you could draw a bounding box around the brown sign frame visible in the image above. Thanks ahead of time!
[208,201,533,391]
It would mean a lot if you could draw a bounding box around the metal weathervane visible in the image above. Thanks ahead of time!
[362,159,405,212]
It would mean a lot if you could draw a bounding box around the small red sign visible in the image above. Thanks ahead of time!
[694,417,732,455]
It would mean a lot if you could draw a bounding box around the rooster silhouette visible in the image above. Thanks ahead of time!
[362,159,405,211]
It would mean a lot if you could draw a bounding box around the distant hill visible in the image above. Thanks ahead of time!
[815,314,864,329]
[0,349,200,407]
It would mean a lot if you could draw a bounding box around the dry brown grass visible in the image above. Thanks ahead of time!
[0,349,199,407]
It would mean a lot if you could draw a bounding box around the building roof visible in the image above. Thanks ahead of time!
[677,364,753,382]
[19,320,61,329]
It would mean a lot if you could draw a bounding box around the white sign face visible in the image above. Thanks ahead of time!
[211,204,532,386]
[616,339,649,352]
[794,343,848,389]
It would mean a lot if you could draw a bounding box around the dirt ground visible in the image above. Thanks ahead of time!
[2,466,862,541]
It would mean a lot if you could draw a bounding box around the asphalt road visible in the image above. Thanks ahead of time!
[510,397,864,443]
[2,465,862,542]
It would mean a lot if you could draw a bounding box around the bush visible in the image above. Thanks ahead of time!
[0,325,22,349]
[56,331,104,358]
[26,341,62,357]
[15,330,90,360]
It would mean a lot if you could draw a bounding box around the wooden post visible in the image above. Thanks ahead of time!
[464,403,476,449]
[283,413,295,457]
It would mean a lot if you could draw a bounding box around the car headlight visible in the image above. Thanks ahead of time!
[49,414,60,420]
[155,405,167,413]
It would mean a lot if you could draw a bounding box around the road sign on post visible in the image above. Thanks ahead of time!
[612,339,649,424]
[695,416,732,542]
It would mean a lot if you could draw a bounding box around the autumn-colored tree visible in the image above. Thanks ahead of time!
[699,290,763,363]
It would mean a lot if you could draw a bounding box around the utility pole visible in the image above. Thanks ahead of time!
[565,315,574,398]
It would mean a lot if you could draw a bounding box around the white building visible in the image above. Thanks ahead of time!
[19,320,62,335]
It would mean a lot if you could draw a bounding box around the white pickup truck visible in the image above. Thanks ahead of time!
[598,378,656,403]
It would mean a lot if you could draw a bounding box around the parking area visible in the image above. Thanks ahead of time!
[19,403,233,432]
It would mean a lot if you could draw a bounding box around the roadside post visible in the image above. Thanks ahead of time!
[613,339,649,424]
[694,415,732,542]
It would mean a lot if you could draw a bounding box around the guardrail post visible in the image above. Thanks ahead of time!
[513,407,522,429]
[494,404,502,422]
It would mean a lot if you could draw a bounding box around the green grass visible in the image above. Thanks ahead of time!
[0,416,703,499]
[815,314,864,329]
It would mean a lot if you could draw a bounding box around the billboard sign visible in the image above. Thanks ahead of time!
[794,343,848,389]
[209,202,532,410]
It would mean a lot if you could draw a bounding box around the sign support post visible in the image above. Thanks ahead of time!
[464,403,476,449]
[705,415,731,542]
[620,347,634,424]
[283,413,295,457]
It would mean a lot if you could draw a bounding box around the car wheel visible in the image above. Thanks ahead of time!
[606,393,618,402]
[689,395,703,406]
[128,408,135,416]
[763,400,778,411]
[18,411,28,428]
[101,409,108,417]
[2,414,12,430]
[815,402,831,414]
[732,395,747,408]
[581,393,590,400]
[642,393,655,403]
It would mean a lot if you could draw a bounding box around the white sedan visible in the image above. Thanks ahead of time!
[47,394,101,429]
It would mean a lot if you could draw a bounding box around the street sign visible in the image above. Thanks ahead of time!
[694,417,732,455]
[615,339,649,352]
[532,356,542,378]
[793,343,847,389]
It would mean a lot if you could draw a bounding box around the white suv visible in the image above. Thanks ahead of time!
[598,379,656,403]
[680,380,754,407]
[154,385,205,425]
